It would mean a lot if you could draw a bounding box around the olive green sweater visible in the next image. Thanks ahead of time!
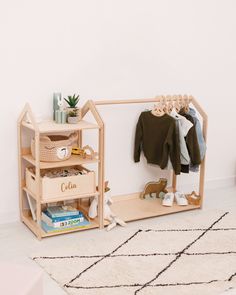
[134,111,181,175]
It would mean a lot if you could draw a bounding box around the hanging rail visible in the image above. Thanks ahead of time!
[94,95,191,106]
[94,96,207,123]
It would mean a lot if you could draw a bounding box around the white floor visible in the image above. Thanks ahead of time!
[0,186,236,295]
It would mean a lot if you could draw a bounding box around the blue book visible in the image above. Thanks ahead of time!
[42,211,85,228]
[41,219,90,233]
[46,206,80,218]
[43,210,84,222]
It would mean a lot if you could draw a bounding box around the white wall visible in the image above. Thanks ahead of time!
[0,0,236,223]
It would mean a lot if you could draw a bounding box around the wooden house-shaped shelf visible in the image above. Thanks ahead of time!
[18,101,105,240]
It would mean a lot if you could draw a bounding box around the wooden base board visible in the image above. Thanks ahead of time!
[110,193,201,222]
[22,192,201,239]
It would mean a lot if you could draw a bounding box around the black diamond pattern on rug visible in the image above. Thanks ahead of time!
[33,211,236,295]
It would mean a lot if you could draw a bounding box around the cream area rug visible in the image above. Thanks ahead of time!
[32,210,236,295]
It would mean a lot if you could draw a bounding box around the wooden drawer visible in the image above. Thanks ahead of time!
[26,166,96,200]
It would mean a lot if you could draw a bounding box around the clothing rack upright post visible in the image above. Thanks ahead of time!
[89,95,208,222]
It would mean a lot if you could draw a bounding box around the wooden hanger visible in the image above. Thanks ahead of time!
[152,96,165,117]
[183,95,190,112]
[166,95,173,114]
[163,96,169,114]
[174,95,181,113]
[179,95,184,109]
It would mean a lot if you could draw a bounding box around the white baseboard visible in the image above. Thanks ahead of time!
[205,176,236,190]
[174,175,236,193]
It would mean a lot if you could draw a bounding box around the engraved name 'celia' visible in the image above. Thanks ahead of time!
[61,182,77,192]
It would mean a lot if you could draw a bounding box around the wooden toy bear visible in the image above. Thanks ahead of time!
[140,178,168,199]
[72,145,98,159]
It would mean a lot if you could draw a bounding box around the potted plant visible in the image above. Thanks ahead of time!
[67,109,79,124]
[64,94,81,121]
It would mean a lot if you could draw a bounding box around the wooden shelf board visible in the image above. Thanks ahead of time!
[22,154,35,166]
[22,187,38,201]
[41,220,99,237]
[40,192,98,204]
[110,193,201,222]
[22,119,99,133]
[23,186,98,204]
[22,154,99,169]
[22,210,99,238]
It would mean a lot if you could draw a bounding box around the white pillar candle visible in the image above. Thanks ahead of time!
[53,93,61,120]
[55,110,61,123]
[61,111,67,124]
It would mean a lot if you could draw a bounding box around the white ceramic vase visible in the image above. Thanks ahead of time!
[68,116,79,124]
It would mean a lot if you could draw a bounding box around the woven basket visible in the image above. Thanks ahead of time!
[31,133,78,162]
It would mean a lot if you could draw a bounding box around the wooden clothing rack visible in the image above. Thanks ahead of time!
[18,95,207,239]
[83,95,208,228]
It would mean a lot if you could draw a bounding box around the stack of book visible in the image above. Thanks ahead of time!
[41,205,90,233]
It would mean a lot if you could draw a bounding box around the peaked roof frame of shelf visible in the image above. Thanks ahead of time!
[18,102,103,133]
[81,100,104,127]
[89,95,208,208]
[18,103,39,131]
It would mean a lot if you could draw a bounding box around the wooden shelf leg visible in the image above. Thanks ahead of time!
[98,127,105,229]
[198,115,208,208]
[77,130,82,209]
[78,130,82,147]
[36,231,42,241]
[199,157,206,208]
[35,131,42,240]
[17,123,24,222]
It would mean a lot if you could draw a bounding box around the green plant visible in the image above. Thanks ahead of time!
[64,94,80,108]
[68,109,78,117]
